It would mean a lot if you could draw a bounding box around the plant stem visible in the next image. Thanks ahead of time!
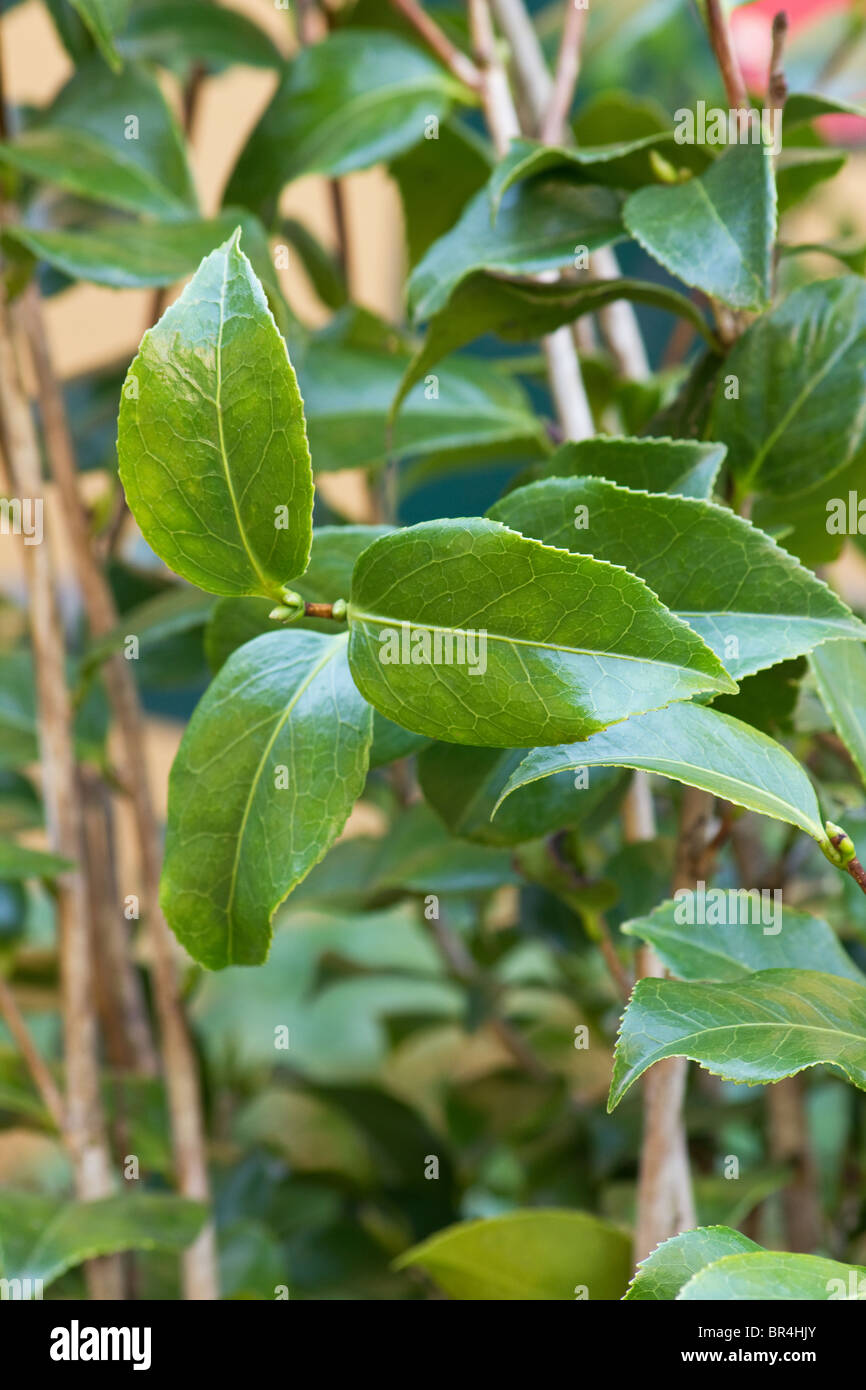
[0,295,122,1300]
[0,975,65,1131]
[390,0,483,88]
[18,287,220,1300]
[705,0,749,110]
[541,0,588,144]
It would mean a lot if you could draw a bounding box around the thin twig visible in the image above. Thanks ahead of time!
[0,295,122,1300]
[541,0,588,144]
[705,0,749,110]
[18,287,219,1301]
[768,11,789,112]
[389,0,482,89]
[0,975,65,1131]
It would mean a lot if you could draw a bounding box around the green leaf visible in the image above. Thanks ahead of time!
[711,277,866,499]
[225,31,466,214]
[496,701,827,846]
[784,93,866,126]
[117,1,284,70]
[624,1225,762,1300]
[510,435,726,501]
[299,336,547,474]
[622,898,865,985]
[0,1191,206,1289]
[347,518,734,748]
[809,641,866,789]
[5,210,277,292]
[418,742,625,846]
[408,177,623,323]
[69,0,130,71]
[394,1209,632,1300]
[280,217,347,311]
[679,1250,866,1300]
[776,148,847,215]
[488,134,710,208]
[390,118,492,265]
[624,142,776,310]
[0,841,74,880]
[118,231,313,600]
[490,477,866,680]
[609,968,866,1109]
[161,630,373,969]
[0,60,195,217]
[395,274,716,412]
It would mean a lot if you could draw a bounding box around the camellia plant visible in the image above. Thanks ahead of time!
[1,0,866,1305]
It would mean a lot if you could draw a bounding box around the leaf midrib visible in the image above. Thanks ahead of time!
[223,634,347,962]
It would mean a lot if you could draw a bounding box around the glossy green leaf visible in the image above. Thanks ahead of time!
[0,61,195,217]
[809,640,866,788]
[0,841,74,880]
[408,177,623,323]
[624,142,776,310]
[679,1250,866,1300]
[489,134,710,208]
[497,702,826,846]
[347,518,734,748]
[609,968,866,1109]
[491,477,866,679]
[70,0,129,70]
[711,277,866,499]
[395,274,716,412]
[418,742,625,846]
[0,1191,206,1289]
[394,1209,632,1300]
[622,898,865,984]
[118,231,313,600]
[624,1225,761,1300]
[117,1,284,69]
[225,31,466,213]
[510,435,726,500]
[5,210,277,292]
[161,630,373,969]
[300,337,547,474]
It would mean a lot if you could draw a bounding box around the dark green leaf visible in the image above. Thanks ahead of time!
[510,435,726,500]
[347,518,734,747]
[225,31,466,214]
[624,142,776,310]
[609,969,866,1109]
[162,630,373,968]
[491,477,866,679]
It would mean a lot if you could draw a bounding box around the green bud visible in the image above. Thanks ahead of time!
[821,821,857,868]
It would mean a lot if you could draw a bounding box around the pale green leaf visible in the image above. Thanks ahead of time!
[394,1209,632,1300]
[679,1250,866,1300]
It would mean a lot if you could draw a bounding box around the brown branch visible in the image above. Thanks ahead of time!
[705,0,749,110]
[768,11,789,112]
[541,0,588,145]
[17,287,219,1300]
[0,294,122,1300]
[0,974,65,1132]
[389,0,482,89]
